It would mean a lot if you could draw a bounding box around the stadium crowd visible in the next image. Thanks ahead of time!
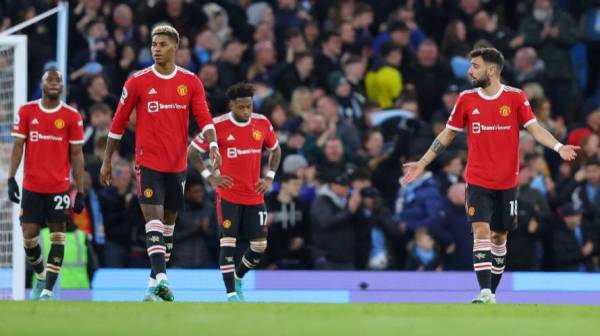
[2,0,600,275]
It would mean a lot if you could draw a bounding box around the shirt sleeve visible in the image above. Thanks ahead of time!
[11,105,28,139]
[190,76,215,136]
[264,120,279,151]
[518,91,537,128]
[446,93,467,132]
[69,110,85,144]
[190,133,209,153]
[109,77,138,140]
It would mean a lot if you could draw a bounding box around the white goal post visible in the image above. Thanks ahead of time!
[0,35,27,300]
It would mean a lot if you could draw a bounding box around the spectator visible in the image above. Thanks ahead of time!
[354,186,399,270]
[83,103,112,156]
[78,75,118,115]
[329,72,365,125]
[318,137,351,173]
[342,55,367,97]
[111,4,138,47]
[439,183,473,270]
[315,95,362,154]
[435,152,464,196]
[511,47,546,88]
[247,40,277,83]
[310,171,359,269]
[265,173,311,269]
[570,157,600,225]
[553,203,596,271]
[441,19,471,59]
[471,9,517,58]
[518,0,578,120]
[273,51,315,100]
[365,42,403,109]
[508,164,552,271]
[405,39,453,121]
[532,97,567,141]
[216,39,247,90]
[405,228,442,271]
[171,179,217,268]
[198,63,228,117]
[192,29,219,66]
[314,31,343,90]
[290,86,314,117]
[567,96,600,146]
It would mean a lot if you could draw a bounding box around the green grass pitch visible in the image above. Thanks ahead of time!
[2,301,599,335]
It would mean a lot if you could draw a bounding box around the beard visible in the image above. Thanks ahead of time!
[472,75,491,88]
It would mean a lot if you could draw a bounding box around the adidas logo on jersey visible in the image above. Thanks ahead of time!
[31,118,39,125]
[472,109,480,115]
[148,88,157,95]
[227,134,235,141]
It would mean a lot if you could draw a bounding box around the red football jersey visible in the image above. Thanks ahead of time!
[191,113,279,205]
[109,65,214,173]
[11,100,84,193]
[446,85,536,190]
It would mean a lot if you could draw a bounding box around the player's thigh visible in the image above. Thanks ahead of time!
[137,165,166,221]
[240,203,269,240]
[44,191,71,224]
[465,184,494,224]
[20,189,45,227]
[137,165,166,206]
[164,170,186,214]
[491,187,518,232]
[217,196,241,238]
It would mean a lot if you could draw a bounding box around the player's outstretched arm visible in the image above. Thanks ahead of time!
[526,122,580,161]
[7,138,25,203]
[256,145,282,194]
[187,145,233,188]
[401,127,458,186]
[70,144,85,213]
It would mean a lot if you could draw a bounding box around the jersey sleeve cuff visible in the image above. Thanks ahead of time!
[266,140,280,151]
[445,124,464,132]
[69,139,85,144]
[523,118,537,128]
[201,124,215,135]
[108,132,123,140]
[10,132,26,139]
[191,140,206,153]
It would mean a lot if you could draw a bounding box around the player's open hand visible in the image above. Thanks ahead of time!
[256,178,273,194]
[400,162,425,186]
[207,174,233,189]
[100,161,112,186]
[7,177,20,204]
[210,147,222,170]
[558,145,580,161]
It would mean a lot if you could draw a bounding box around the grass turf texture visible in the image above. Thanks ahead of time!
[2,302,599,335]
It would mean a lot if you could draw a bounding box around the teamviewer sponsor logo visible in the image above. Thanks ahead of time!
[226,147,262,158]
[471,122,511,134]
[148,101,159,113]
[29,131,63,142]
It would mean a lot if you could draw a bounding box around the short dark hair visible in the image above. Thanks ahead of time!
[469,47,504,72]
[585,156,600,167]
[151,25,180,44]
[319,31,339,46]
[294,51,313,63]
[280,173,299,183]
[226,82,254,100]
[380,41,401,58]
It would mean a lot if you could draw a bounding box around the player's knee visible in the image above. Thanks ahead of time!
[23,236,40,248]
[472,222,491,238]
[49,232,66,245]
[250,240,267,253]
[220,236,237,248]
[491,231,507,245]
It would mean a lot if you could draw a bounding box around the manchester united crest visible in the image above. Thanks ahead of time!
[252,130,262,141]
[468,206,476,216]
[143,188,154,198]
[54,119,65,129]
[223,219,232,229]
[499,105,511,117]
[177,84,188,96]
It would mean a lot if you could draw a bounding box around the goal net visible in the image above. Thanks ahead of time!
[0,35,27,300]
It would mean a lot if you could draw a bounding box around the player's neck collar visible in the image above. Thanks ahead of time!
[229,112,251,127]
[37,99,62,113]
[152,64,178,80]
[477,84,504,100]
